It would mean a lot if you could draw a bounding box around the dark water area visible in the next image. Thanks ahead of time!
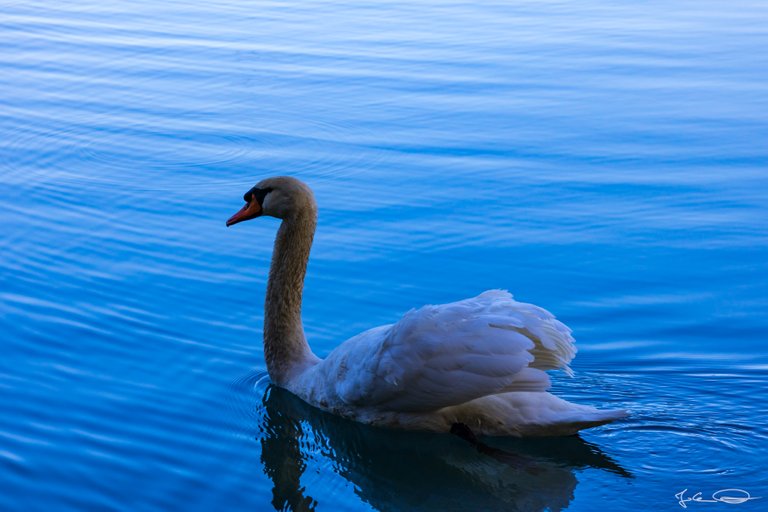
[1,1,767,510]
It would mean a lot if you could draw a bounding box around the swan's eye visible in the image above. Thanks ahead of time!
[244,186,273,205]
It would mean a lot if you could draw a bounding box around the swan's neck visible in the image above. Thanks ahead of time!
[264,209,318,386]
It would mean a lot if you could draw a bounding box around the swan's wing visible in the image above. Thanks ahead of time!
[322,290,576,413]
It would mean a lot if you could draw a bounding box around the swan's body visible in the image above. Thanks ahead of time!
[227,177,627,436]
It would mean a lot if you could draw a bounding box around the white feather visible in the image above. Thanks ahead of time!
[290,290,626,436]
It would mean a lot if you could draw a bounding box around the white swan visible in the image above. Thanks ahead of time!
[227,176,627,436]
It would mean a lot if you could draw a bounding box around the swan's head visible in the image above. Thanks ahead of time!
[226,176,316,226]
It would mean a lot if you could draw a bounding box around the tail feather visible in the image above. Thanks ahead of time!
[453,391,628,436]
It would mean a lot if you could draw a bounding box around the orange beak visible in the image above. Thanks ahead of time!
[226,199,262,227]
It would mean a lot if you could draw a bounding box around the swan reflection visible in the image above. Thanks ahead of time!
[256,384,629,512]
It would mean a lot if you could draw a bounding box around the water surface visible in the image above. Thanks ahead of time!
[2,0,767,510]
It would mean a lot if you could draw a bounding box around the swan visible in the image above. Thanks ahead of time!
[226,176,627,436]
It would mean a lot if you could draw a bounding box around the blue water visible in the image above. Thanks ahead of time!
[2,1,767,510]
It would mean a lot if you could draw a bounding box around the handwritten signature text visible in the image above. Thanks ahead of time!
[675,489,761,509]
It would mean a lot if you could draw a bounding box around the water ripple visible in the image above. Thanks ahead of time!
[1,0,767,510]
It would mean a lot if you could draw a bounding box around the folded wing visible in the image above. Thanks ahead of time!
[320,290,576,413]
